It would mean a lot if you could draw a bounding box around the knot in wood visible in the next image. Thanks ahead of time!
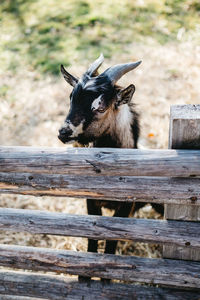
[190,196,197,203]
[185,242,190,246]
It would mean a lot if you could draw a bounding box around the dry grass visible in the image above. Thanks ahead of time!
[0,40,200,259]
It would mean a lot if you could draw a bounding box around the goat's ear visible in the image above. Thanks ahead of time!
[116,84,135,106]
[60,65,78,87]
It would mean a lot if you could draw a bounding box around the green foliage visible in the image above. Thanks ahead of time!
[0,0,199,76]
[0,84,9,97]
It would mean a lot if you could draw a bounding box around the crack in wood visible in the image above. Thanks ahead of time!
[85,160,101,173]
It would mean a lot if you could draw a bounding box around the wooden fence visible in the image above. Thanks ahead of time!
[0,105,199,299]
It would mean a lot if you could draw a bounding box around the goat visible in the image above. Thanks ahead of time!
[58,54,164,281]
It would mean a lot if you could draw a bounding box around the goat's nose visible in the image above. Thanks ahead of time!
[58,126,73,143]
[59,128,68,136]
[59,125,73,135]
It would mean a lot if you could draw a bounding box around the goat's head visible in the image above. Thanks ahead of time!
[58,54,141,144]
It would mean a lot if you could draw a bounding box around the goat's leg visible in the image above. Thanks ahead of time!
[79,199,102,282]
[87,199,102,252]
[151,203,164,216]
[104,202,133,254]
[101,202,133,283]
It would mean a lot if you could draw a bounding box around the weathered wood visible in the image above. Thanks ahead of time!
[165,204,200,221]
[169,105,200,149]
[0,244,199,288]
[0,208,199,250]
[1,296,41,300]
[0,172,200,205]
[0,271,199,300]
[1,146,200,177]
[164,105,200,261]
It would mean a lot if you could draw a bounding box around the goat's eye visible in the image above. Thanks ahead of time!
[91,95,106,113]
[91,107,106,114]
[97,108,106,113]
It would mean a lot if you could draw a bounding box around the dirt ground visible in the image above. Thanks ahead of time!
[0,40,200,258]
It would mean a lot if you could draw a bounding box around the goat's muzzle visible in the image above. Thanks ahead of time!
[58,127,73,143]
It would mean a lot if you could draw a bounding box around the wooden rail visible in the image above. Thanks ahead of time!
[1,146,200,177]
[1,271,199,300]
[0,208,199,249]
[1,172,200,204]
[0,244,199,288]
[1,147,200,204]
[1,297,41,300]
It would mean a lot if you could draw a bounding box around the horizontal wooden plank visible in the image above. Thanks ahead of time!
[0,271,199,300]
[1,296,41,300]
[0,172,200,205]
[0,244,199,288]
[0,208,199,249]
[1,146,200,177]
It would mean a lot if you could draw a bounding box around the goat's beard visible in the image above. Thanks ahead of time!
[74,133,95,145]
[58,135,75,144]
[59,133,95,146]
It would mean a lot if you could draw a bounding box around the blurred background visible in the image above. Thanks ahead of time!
[0,0,200,257]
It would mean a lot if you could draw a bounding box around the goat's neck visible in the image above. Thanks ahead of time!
[95,104,134,148]
[112,104,134,148]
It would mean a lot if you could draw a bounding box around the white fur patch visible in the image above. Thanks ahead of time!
[115,104,134,148]
[91,95,102,111]
[64,121,83,137]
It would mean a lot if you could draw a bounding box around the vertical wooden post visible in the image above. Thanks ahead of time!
[163,104,200,261]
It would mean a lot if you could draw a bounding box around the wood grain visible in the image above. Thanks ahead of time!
[0,244,199,288]
[0,208,199,249]
[169,104,200,149]
[1,146,200,177]
[164,105,200,261]
[0,172,200,205]
[1,296,41,300]
[0,270,199,300]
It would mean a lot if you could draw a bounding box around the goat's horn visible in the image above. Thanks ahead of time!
[103,61,142,84]
[87,53,104,76]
